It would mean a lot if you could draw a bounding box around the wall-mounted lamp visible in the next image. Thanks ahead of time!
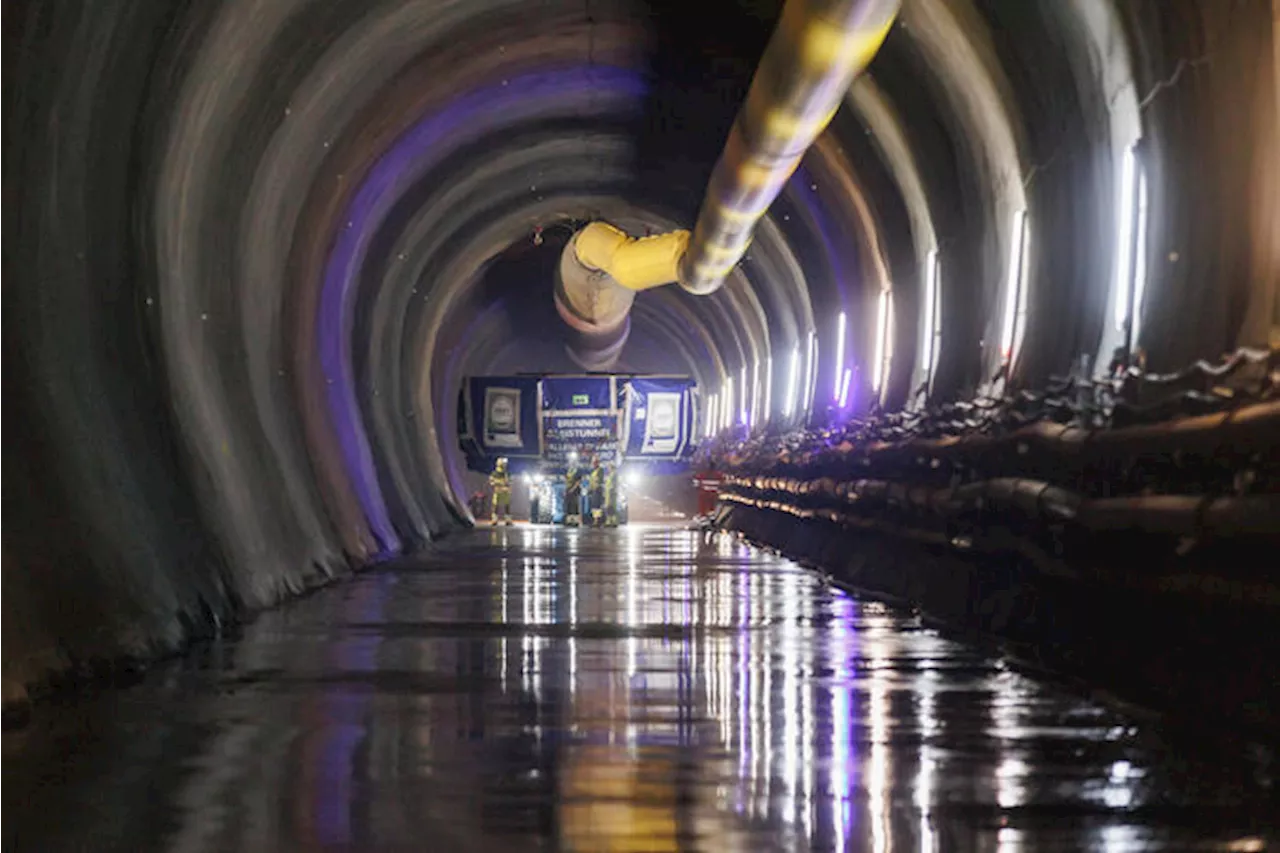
[999,209,1029,367]
[833,312,847,400]
[921,250,941,390]
[872,290,894,392]
[784,345,801,418]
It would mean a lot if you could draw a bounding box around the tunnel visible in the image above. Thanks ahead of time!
[4,0,1279,848]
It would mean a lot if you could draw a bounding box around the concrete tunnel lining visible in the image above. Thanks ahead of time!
[4,0,1277,706]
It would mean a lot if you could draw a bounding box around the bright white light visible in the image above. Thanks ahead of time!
[833,312,847,400]
[872,290,889,392]
[806,331,819,418]
[888,294,895,379]
[922,250,938,376]
[802,330,816,418]
[1113,146,1137,333]
[784,345,801,418]
[838,367,852,408]
[569,450,579,463]
[764,355,773,420]
[533,473,545,484]
[1132,169,1149,346]
[751,359,761,428]
[1000,209,1028,363]
[624,468,643,487]
[930,254,943,382]
[723,377,734,431]
[522,474,533,485]
[706,393,718,438]
[739,365,748,425]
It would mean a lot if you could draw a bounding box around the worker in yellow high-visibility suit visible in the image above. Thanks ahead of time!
[587,454,605,527]
[603,462,619,527]
[489,457,513,525]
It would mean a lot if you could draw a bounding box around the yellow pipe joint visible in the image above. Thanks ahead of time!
[573,222,690,291]
[566,0,899,299]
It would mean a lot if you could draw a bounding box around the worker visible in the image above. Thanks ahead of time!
[603,461,619,527]
[587,454,604,527]
[565,457,583,527]
[489,457,513,525]
[580,449,595,522]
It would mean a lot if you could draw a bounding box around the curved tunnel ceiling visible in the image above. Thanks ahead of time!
[4,0,1277,689]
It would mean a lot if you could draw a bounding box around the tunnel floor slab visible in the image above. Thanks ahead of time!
[4,525,1274,851]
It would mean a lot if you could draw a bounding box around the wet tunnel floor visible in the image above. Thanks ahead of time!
[5,526,1275,852]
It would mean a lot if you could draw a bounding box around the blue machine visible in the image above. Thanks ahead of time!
[459,373,699,476]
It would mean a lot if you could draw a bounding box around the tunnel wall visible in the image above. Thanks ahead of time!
[1127,0,1280,367]
[0,0,785,712]
[5,0,1277,716]
[2,0,353,709]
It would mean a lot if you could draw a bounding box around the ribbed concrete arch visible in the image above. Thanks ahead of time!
[895,0,1028,387]
[7,0,1278,706]
[1060,0,1144,376]
[847,75,937,403]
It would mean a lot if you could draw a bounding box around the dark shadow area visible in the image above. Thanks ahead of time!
[626,0,775,219]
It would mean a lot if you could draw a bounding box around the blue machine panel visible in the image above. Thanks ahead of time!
[623,377,696,466]
[460,373,698,474]
[540,375,618,412]
[459,375,541,470]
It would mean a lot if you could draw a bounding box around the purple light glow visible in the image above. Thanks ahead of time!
[440,298,508,507]
[311,574,388,845]
[318,66,647,549]
[838,368,852,408]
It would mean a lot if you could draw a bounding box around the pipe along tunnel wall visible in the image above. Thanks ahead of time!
[4,0,1278,721]
[716,498,1280,733]
[710,393,1280,735]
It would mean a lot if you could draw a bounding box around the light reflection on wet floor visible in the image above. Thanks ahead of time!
[4,525,1274,851]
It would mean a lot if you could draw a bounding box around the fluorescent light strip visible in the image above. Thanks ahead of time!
[1132,169,1149,346]
[1013,218,1028,362]
[872,290,888,392]
[764,355,773,421]
[838,367,852,408]
[885,293,895,390]
[740,365,748,425]
[784,345,801,418]
[921,250,937,376]
[1000,209,1028,362]
[833,312,847,400]
[806,331,819,419]
[706,394,717,437]
[723,377,734,432]
[1113,146,1137,333]
[751,359,762,428]
[930,257,943,383]
[801,331,815,420]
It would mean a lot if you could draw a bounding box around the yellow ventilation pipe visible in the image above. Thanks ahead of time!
[678,0,899,294]
[556,0,900,367]
[572,223,691,292]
